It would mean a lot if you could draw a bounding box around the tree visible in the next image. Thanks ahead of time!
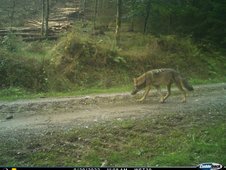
[143,0,151,34]
[9,0,16,28]
[93,0,98,29]
[41,0,49,37]
[41,0,45,36]
[129,0,135,32]
[125,0,137,32]
[45,0,49,37]
[115,0,122,46]
[81,0,87,13]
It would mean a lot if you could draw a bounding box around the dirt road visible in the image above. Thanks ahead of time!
[0,83,225,137]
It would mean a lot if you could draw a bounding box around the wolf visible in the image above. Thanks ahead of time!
[131,68,194,103]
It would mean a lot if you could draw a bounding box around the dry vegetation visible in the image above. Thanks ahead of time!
[0,23,225,96]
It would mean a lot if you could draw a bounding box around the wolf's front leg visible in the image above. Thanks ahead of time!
[162,84,171,103]
[181,94,186,103]
[137,86,151,102]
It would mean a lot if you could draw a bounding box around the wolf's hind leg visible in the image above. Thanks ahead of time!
[155,86,164,103]
[175,81,186,103]
[138,86,151,102]
[163,84,172,102]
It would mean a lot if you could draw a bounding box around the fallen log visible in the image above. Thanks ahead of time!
[0,27,40,33]
[23,35,58,42]
[49,17,68,21]
[0,32,41,37]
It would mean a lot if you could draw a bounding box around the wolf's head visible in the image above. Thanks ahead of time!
[131,75,146,95]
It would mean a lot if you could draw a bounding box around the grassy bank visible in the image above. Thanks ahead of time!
[0,22,225,100]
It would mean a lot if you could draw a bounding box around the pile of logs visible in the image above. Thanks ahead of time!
[0,7,81,41]
[0,27,58,41]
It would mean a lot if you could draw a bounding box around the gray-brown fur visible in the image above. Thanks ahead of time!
[131,68,194,103]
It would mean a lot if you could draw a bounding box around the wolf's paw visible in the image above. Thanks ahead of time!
[137,98,145,102]
[181,99,186,103]
[159,98,165,103]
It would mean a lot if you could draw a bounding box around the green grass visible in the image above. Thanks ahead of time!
[1,108,225,166]
[0,85,132,101]
[0,77,225,101]
[190,77,226,85]
[1,77,226,101]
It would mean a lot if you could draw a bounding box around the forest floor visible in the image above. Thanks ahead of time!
[0,83,226,166]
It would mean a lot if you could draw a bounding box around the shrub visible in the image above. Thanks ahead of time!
[0,49,48,91]
[1,34,24,52]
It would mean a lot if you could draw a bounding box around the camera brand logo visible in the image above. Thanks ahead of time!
[198,162,223,170]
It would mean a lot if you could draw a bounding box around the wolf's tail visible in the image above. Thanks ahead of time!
[181,78,194,91]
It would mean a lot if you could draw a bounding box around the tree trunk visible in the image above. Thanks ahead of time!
[93,0,98,29]
[10,0,16,28]
[41,0,45,35]
[44,0,49,37]
[115,0,122,46]
[130,0,135,32]
[143,0,151,34]
[83,0,87,12]
[42,0,49,37]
